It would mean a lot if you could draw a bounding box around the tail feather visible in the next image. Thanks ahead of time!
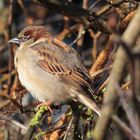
[71,92,116,133]
[70,91,101,116]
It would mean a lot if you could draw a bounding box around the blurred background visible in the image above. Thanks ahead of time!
[0,0,140,140]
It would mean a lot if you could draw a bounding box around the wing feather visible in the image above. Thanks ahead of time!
[30,39,93,96]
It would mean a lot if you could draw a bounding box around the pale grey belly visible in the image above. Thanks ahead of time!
[17,62,70,103]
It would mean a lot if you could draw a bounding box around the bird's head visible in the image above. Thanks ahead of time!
[9,26,50,47]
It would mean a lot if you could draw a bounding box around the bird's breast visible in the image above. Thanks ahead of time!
[15,53,70,103]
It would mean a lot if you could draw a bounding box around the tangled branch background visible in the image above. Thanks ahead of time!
[0,0,140,140]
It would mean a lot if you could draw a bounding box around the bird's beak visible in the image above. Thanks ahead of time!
[8,38,20,45]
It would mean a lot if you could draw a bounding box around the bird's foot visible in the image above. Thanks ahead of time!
[36,101,53,115]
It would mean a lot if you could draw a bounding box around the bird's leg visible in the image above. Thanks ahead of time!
[36,101,53,115]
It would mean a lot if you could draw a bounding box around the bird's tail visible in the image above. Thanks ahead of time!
[71,91,101,116]
[70,91,116,133]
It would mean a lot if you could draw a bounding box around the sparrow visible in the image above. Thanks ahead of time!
[9,26,101,116]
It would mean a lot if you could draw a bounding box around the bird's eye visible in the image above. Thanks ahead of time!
[20,35,30,42]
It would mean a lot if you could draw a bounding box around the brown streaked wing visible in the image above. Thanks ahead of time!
[31,43,72,75]
[30,41,92,91]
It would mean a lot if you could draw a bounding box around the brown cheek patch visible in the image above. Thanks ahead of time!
[34,31,42,41]
[34,29,50,42]
[24,29,34,37]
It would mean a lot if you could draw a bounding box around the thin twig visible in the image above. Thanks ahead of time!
[112,115,140,140]
[91,65,112,78]
[63,116,74,140]
[0,92,23,112]
[0,114,27,130]
[93,6,140,140]
[114,82,140,136]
